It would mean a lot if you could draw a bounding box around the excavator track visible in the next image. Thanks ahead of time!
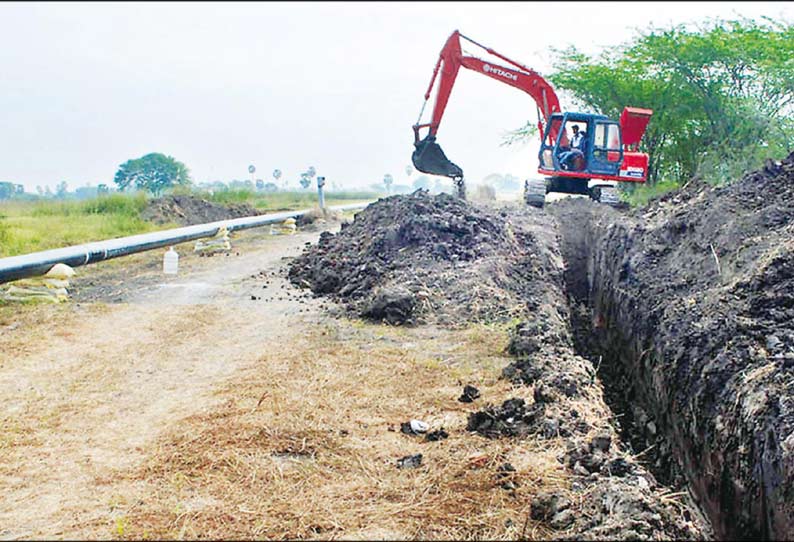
[524,178,547,208]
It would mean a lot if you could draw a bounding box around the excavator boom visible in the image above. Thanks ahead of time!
[412,30,562,182]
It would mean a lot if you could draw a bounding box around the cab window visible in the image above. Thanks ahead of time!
[593,122,621,162]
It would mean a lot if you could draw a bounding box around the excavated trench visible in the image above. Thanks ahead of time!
[549,152,794,541]
[552,200,690,487]
[548,200,713,538]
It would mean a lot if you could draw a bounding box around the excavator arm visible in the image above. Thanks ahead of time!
[412,30,563,184]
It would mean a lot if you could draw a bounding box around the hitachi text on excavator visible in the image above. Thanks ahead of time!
[411,30,653,207]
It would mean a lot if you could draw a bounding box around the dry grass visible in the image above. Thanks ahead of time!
[89,320,572,540]
[0,302,109,361]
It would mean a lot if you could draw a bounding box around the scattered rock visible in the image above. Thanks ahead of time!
[458,384,481,403]
[467,398,541,439]
[767,335,782,351]
[497,462,518,490]
[550,509,575,530]
[589,432,612,453]
[533,382,558,404]
[603,457,634,477]
[530,491,571,521]
[425,428,449,442]
[397,454,423,469]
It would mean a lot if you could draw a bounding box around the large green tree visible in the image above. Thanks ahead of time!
[534,18,794,185]
[114,153,191,195]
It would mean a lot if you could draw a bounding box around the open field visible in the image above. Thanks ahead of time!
[0,190,380,258]
[198,188,380,212]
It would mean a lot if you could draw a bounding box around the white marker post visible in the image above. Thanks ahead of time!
[317,176,326,210]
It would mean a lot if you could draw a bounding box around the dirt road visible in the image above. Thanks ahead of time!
[0,228,330,539]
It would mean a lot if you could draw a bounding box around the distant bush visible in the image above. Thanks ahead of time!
[81,192,149,216]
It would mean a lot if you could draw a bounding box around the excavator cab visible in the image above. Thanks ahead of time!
[526,109,651,207]
[538,112,624,178]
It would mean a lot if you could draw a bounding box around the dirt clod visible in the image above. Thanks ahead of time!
[458,384,480,403]
[531,492,571,521]
[466,398,543,439]
[589,432,612,453]
[496,462,518,490]
[360,286,416,325]
[396,453,423,469]
[549,509,575,530]
[424,429,449,442]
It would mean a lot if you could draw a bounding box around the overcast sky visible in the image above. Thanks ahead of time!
[2,1,792,191]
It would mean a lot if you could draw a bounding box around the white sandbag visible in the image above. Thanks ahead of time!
[45,263,76,280]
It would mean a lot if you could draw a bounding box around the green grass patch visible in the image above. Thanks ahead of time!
[0,193,160,257]
[27,192,149,217]
[624,179,680,207]
[0,189,381,257]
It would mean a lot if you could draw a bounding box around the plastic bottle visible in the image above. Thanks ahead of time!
[163,247,179,275]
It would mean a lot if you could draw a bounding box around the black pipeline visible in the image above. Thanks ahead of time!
[0,203,370,284]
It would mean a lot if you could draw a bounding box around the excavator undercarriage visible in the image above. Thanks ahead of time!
[524,178,622,208]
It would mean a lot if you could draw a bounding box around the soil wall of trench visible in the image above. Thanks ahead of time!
[550,152,794,540]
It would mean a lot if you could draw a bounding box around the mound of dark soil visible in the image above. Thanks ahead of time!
[287,190,559,325]
[552,152,794,539]
[142,195,262,226]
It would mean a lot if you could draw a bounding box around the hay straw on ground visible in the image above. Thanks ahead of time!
[94,321,570,540]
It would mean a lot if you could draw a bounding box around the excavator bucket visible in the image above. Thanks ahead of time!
[412,135,463,179]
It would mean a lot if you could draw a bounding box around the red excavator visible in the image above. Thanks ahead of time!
[412,30,653,207]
